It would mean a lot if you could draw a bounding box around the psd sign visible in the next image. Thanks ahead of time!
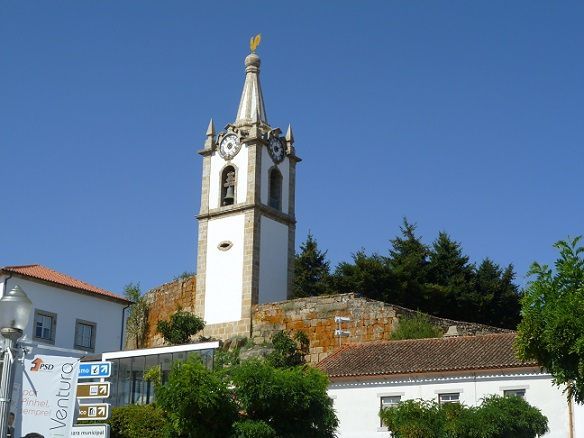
[13,355,80,438]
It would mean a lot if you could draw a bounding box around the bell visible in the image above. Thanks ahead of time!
[223,186,234,204]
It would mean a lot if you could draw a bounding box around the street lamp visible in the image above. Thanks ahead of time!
[0,285,33,438]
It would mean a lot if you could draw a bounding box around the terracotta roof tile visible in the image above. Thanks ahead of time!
[317,333,537,378]
[1,264,131,304]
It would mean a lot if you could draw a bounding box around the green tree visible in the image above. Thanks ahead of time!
[267,330,309,368]
[391,313,442,340]
[293,232,331,297]
[155,355,238,437]
[229,359,338,437]
[331,251,398,303]
[474,259,521,329]
[124,283,149,349]
[157,310,205,345]
[380,396,548,438]
[516,237,584,403]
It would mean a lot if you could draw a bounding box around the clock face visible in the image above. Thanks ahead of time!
[219,134,241,160]
[268,137,285,163]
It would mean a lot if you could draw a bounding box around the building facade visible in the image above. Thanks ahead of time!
[0,264,131,354]
[318,333,583,437]
[194,46,300,340]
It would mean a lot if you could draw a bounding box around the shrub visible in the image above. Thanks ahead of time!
[391,313,442,340]
[157,310,205,345]
[107,404,165,438]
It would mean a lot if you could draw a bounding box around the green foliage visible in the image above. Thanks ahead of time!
[124,283,149,349]
[380,396,548,438]
[293,232,332,297]
[157,310,205,345]
[267,330,309,368]
[107,404,165,438]
[516,236,584,403]
[173,271,195,281]
[154,355,238,438]
[391,313,442,340]
[229,359,338,437]
[327,219,522,328]
[150,350,337,437]
[232,420,277,438]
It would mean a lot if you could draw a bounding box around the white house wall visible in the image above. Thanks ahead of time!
[204,214,245,323]
[258,217,288,304]
[260,147,289,214]
[329,372,572,438]
[208,147,249,210]
[0,276,125,354]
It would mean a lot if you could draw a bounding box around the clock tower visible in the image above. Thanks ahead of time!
[194,44,300,339]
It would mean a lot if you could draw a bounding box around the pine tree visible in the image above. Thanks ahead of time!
[331,251,398,303]
[292,232,331,298]
[389,218,430,283]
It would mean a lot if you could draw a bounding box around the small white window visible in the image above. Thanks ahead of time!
[504,389,526,398]
[75,319,96,351]
[34,309,57,344]
[380,395,401,426]
[438,393,460,405]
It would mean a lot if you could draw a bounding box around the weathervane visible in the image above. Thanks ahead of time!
[250,34,261,53]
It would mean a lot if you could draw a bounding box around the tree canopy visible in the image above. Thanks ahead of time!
[516,236,584,403]
[295,219,522,328]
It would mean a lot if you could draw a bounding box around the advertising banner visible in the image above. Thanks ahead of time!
[11,354,80,438]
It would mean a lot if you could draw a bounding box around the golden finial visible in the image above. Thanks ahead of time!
[250,34,261,53]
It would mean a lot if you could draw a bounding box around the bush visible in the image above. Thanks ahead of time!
[380,395,548,438]
[391,313,442,340]
[232,420,277,438]
[157,310,205,345]
[107,404,165,438]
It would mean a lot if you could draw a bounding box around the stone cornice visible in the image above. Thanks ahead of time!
[197,202,296,225]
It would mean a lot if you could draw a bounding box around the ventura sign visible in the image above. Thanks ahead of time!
[15,354,80,437]
[78,361,111,379]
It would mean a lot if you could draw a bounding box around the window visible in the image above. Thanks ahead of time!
[33,310,57,344]
[75,319,96,351]
[268,167,283,210]
[221,166,236,206]
[380,395,401,426]
[438,393,460,405]
[504,389,526,398]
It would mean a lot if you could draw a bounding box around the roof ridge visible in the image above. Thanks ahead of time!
[2,264,40,269]
[344,332,516,349]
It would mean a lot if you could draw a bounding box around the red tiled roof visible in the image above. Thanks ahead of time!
[1,264,131,304]
[317,333,538,378]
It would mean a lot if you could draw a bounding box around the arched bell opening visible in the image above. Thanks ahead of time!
[221,165,237,206]
[268,167,283,211]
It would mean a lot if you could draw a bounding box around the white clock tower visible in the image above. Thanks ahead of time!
[194,44,300,339]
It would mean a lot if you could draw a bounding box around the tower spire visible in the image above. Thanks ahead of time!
[235,39,267,126]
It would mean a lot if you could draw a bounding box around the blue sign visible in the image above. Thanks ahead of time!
[78,362,111,379]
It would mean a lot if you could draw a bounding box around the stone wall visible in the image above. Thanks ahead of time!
[251,293,510,364]
[141,276,196,348]
[139,283,510,364]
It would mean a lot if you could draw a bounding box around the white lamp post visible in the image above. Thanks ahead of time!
[0,285,32,438]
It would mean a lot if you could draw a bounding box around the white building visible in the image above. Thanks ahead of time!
[0,264,131,354]
[318,333,584,437]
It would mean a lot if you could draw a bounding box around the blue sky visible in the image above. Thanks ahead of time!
[1,1,582,294]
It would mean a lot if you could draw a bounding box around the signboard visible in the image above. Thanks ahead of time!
[78,361,111,379]
[78,403,110,421]
[14,354,80,437]
[76,382,110,399]
[72,424,110,437]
